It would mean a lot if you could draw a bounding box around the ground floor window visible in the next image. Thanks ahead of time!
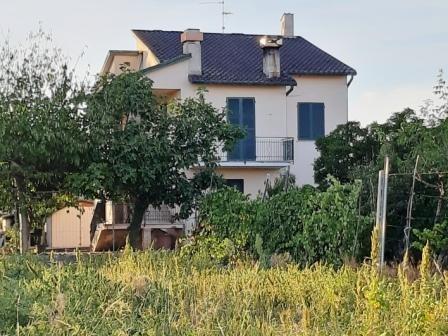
[224,179,244,193]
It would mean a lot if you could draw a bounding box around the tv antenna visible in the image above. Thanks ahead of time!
[200,1,233,33]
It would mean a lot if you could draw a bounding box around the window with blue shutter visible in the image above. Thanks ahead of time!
[227,98,256,161]
[297,103,325,140]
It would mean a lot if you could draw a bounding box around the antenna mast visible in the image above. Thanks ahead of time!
[200,0,232,33]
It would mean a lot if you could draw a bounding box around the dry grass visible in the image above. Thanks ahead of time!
[1,249,447,335]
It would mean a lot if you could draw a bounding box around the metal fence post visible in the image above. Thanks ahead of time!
[375,156,390,270]
[375,170,385,268]
[380,157,389,269]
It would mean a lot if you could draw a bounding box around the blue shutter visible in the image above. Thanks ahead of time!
[242,98,256,160]
[227,98,242,160]
[298,103,312,139]
[312,103,325,139]
[298,103,325,140]
[227,98,240,124]
[227,98,256,161]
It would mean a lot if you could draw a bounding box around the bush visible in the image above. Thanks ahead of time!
[197,180,372,266]
[179,236,239,268]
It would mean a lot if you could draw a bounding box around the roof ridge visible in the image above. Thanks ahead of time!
[132,29,306,38]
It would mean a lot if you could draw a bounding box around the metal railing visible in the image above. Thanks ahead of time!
[143,205,177,225]
[218,137,294,163]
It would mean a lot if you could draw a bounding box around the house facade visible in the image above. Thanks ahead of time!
[101,13,356,197]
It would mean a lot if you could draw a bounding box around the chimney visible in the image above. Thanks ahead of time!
[281,13,294,37]
[260,35,283,78]
[181,29,203,76]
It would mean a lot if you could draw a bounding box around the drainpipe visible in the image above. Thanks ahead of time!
[347,75,354,87]
[286,85,295,96]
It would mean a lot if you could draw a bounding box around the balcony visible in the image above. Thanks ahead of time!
[218,137,294,166]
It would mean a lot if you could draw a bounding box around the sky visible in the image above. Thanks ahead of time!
[0,0,447,125]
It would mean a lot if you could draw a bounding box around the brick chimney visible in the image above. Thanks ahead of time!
[260,35,283,78]
[281,13,294,37]
[181,29,203,76]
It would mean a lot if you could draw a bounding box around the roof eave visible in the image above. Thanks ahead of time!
[189,76,297,86]
[140,54,191,74]
[290,70,357,76]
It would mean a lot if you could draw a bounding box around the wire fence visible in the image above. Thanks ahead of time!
[372,159,448,265]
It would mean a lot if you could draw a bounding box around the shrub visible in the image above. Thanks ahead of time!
[197,180,372,266]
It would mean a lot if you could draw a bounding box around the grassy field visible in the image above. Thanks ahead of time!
[1,249,448,335]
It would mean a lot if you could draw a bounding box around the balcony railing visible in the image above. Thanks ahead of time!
[218,137,294,163]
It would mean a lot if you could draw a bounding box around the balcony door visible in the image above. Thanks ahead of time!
[227,98,256,161]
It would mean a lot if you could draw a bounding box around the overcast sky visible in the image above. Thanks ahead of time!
[1,0,447,125]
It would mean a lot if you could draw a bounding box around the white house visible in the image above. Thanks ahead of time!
[89,13,357,250]
[101,13,356,196]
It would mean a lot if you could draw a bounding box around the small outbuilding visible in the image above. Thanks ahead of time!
[45,200,95,250]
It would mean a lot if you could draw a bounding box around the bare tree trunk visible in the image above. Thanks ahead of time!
[14,175,30,254]
[129,195,149,250]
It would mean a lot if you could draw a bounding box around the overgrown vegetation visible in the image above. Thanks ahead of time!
[195,178,372,267]
[0,31,87,251]
[314,72,448,263]
[1,250,447,335]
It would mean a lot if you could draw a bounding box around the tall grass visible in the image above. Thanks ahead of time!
[1,250,447,335]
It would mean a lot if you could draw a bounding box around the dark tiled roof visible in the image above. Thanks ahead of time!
[133,30,356,86]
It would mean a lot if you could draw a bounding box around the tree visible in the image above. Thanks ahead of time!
[71,70,242,249]
[314,121,380,188]
[0,31,87,251]
[421,69,448,125]
[314,104,448,260]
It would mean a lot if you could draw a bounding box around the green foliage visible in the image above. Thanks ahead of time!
[0,30,87,235]
[1,252,448,335]
[179,236,238,267]
[71,71,243,247]
[197,187,251,248]
[413,221,448,256]
[198,180,371,266]
[264,173,296,197]
[1,228,20,253]
[315,105,448,261]
[315,121,380,187]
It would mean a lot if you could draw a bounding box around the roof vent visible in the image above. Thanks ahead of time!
[260,35,283,78]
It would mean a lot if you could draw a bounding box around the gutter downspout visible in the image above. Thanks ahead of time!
[347,75,354,87]
[286,85,295,96]
[285,84,296,158]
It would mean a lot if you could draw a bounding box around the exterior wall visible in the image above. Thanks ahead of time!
[286,75,348,185]
[135,37,160,68]
[215,168,281,198]
[109,55,141,74]
[148,65,287,138]
[146,66,348,189]
[201,85,287,138]
[147,60,192,92]
[46,204,94,249]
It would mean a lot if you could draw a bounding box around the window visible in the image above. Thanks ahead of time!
[224,179,244,193]
[227,98,256,161]
[297,103,325,140]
